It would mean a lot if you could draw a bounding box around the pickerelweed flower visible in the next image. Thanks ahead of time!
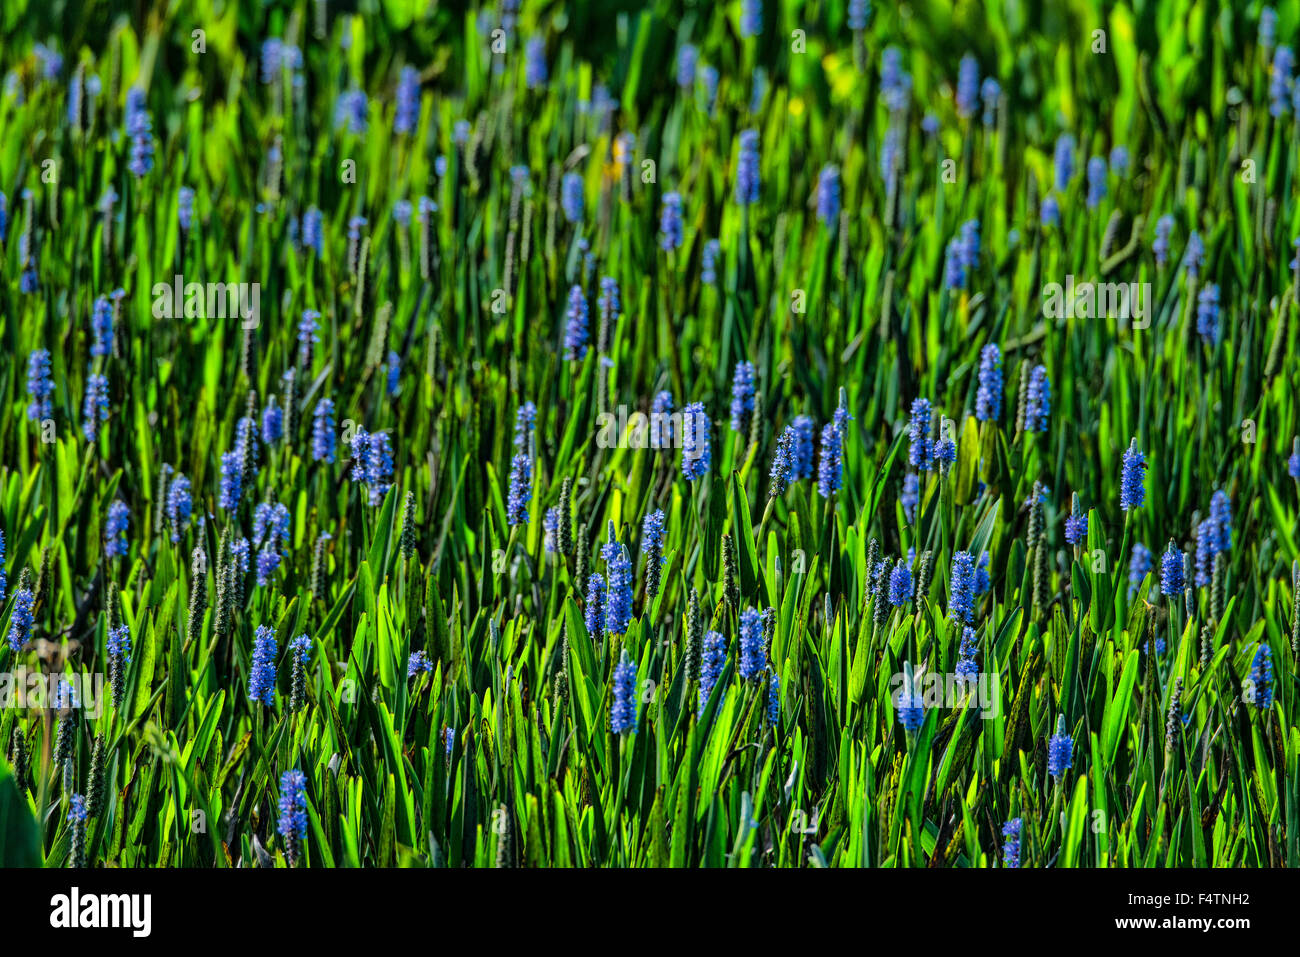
[230,538,250,579]
[125,87,154,177]
[699,65,720,113]
[1086,156,1107,208]
[513,401,538,453]
[301,208,323,256]
[1024,365,1050,432]
[791,415,816,480]
[1289,437,1300,478]
[249,625,277,706]
[27,349,53,421]
[908,398,934,469]
[659,191,683,251]
[334,88,369,134]
[1208,489,1232,553]
[261,38,285,83]
[1161,541,1185,596]
[956,626,979,681]
[936,438,956,470]
[610,649,637,734]
[949,551,976,623]
[1270,45,1294,117]
[262,397,283,446]
[980,77,1000,126]
[1047,715,1073,778]
[393,197,413,231]
[740,0,761,37]
[888,559,913,606]
[769,426,796,496]
[816,164,841,227]
[739,608,765,680]
[677,44,698,89]
[235,415,260,480]
[256,543,282,587]
[354,430,394,505]
[1129,542,1153,597]
[767,671,781,722]
[901,472,920,523]
[277,770,308,865]
[1153,214,1174,267]
[735,129,760,205]
[1065,491,1088,545]
[564,284,589,360]
[561,172,584,224]
[817,422,843,497]
[943,239,965,290]
[641,508,666,596]
[682,402,712,480]
[1194,519,1215,588]
[880,46,903,99]
[407,650,433,678]
[1196,283,1220,346]
[178,186,195,232]
[1109,145,1130,176]
[1053,133,1075,193]
[90,295,113,356]
[507,452,532,526]
[82,373,109,441]
[167,475,192,542]
[701,239,721,284]
[253,502,291,553]
[698,630,726,714]
[974,552,991,594]
[542,507,560,554]
[394,65,420,134]
[1002,819,1023,868]
[730,361,755,432]
[598,277,620,335]
[1040,194,1061,228]
[289,634,312,709]
[218,450,242,510]
[0,530,5,604]
[1249,645,1274,709]
[650,391,674,448]
[896,673,925,732]
[311,399,336,463]
[879,125,901,182]
[976,344,1002,422]
[1261,6,1278,53]
[106,624,132,707]
[1184,230,1205,281]
[603,532,634,636]
[584,575,605,637]
[7,585,33,652]
[1120,439,1147,510]
[958,219,981,274]
[955,54,979,119]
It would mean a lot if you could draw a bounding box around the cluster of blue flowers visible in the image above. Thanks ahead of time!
[249,625,278,707]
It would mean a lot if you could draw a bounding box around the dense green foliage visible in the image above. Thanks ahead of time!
[0,0,1298,868]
